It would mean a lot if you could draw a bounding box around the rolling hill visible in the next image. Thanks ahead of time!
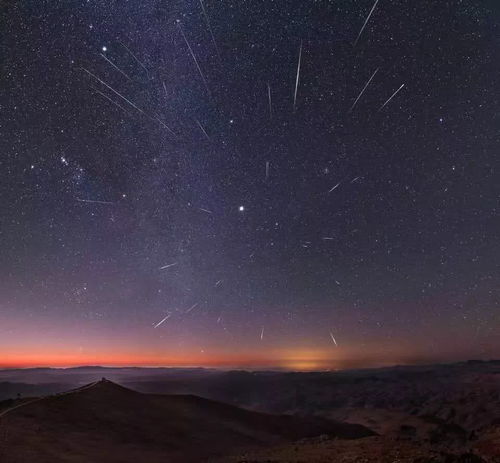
[0,378,373,462]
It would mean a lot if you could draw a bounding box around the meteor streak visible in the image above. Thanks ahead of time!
[353,0,380,47]
[293,41,303,111]
[348,68,379,113]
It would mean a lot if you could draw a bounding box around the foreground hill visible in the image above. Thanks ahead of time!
[0,379,373,463]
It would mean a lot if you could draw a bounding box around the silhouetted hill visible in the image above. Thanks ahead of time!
[0,379,373,462]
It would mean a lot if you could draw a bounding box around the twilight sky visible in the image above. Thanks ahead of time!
[0,0,499,369]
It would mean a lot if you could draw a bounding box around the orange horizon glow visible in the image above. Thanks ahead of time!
[0,348,439,371]
[1,331,483,371]
[0,352,334,370]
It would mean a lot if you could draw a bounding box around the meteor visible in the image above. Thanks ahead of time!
[353,0,380,47]
[348,68,379,113]
[378,84,405,111]
[159,262,177,270]
[293,41,303,111]
[154,313,171,328]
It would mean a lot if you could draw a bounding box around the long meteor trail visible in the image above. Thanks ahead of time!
[196,119,210,140]
[293,41,303,111]
[91,87,130,114]
[378,83,405,111]
[267,82,272,120]
[186,303,199,313]
[76,198,114,205]
[118,41,149,76]
[178,23,211,97]
[329,182,341,193]
[353,0,380,47]
[100,53,131,80]
[153,313,171,328]
[200,0,221,61]
[152,114,177,138]
[159,262,177,270]
[348,67,379,113]
[82,67,144,114]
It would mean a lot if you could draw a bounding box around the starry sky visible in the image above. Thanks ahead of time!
[0,0,499,369]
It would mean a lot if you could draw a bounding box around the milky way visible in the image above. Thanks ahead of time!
[0,0,499,368]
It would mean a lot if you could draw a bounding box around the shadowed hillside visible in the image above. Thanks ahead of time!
[0,379,373,463]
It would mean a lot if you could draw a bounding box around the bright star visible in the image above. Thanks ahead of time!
[239,206,245,212]
[102,46,107,52]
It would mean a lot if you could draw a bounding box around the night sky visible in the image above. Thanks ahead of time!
[1,0,499,369]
